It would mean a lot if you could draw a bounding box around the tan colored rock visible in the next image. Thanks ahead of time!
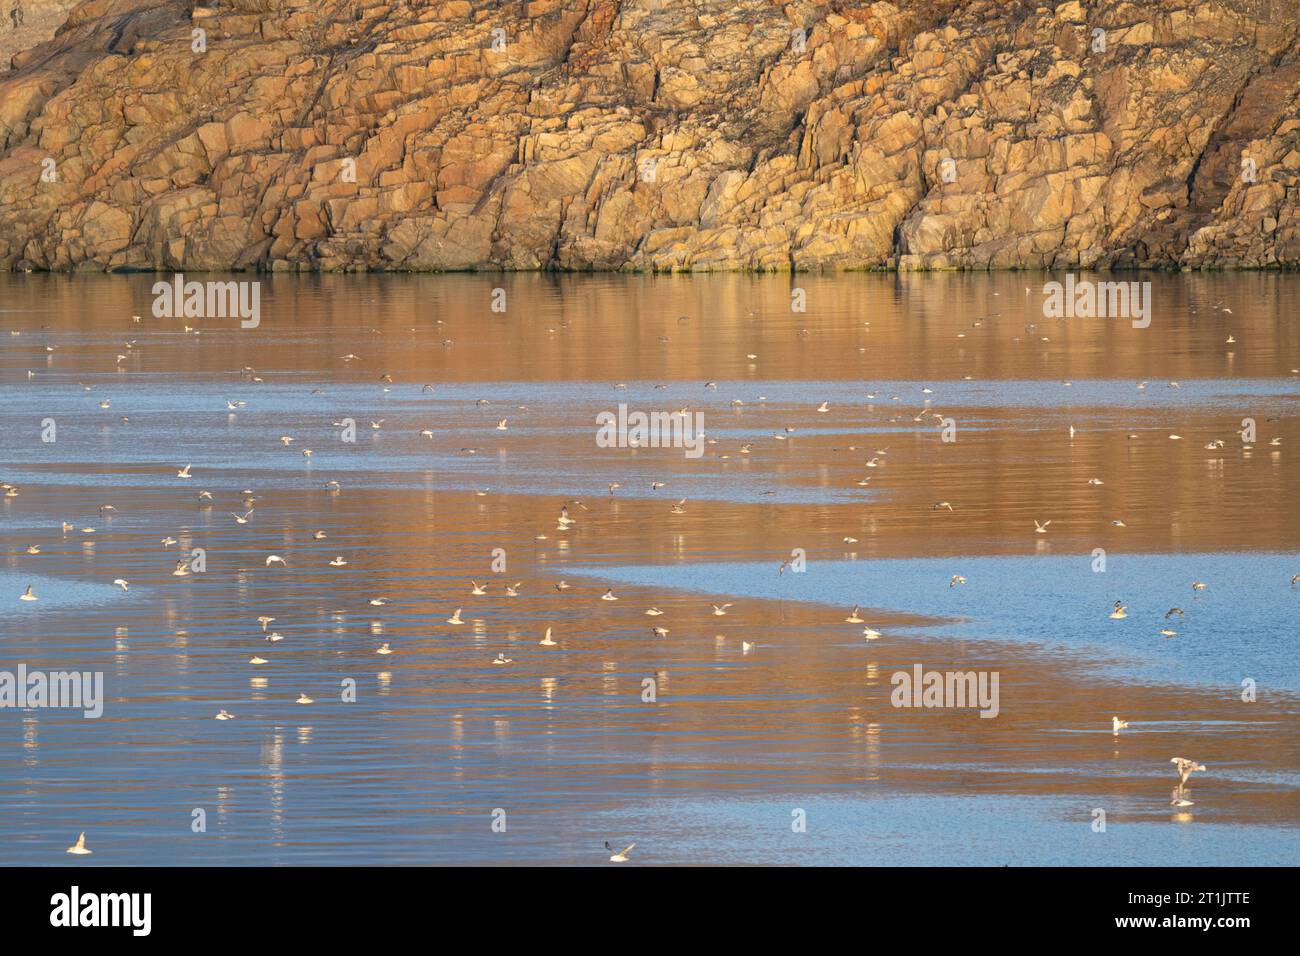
[0,0,1296,273]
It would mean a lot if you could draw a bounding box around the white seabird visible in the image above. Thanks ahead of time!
[1170,757,1206,787]
[605,841,635,863]
[66,832,92,856]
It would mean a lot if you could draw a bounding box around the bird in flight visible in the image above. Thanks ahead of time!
[1171,757,1206,788]
[605,841,635,863]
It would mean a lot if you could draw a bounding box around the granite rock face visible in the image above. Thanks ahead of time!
[0,0,1297,272]
[0,1,81,76]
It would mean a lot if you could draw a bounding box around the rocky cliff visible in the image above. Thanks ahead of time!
[0,1,81,75]
[0,0,1297,272]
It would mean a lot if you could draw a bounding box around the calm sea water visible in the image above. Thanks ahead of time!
[572,553,1300,691]
[1,272,1297,865]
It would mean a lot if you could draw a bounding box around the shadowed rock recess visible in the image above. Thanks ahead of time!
[1,0,1297,272]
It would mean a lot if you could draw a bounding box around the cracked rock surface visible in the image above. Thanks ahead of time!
[1,0,1297,272]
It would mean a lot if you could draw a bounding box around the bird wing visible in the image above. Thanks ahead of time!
[621,843,636,857]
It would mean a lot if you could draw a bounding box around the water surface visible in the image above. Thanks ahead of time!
[1,272,1297,865]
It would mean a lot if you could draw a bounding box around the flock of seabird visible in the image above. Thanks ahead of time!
[9,320,1295,862]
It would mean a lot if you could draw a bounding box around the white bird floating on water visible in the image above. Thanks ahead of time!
[113,579,128,591]
[1108,601,1127,619]
[539,628,557,646]
[265,555,286,567]
[66,832,91,856]
[215,709,235,721]
[447,609,464,624]
[712,603,733,616]
[1112,717,1129,734]
[845,605,864,623]
[297,693,314,704]
[376,643,393,655]
[20,585,37,601]
[1034,519,1051,534]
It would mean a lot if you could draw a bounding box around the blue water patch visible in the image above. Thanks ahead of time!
[585,792,1300,866]
[5,377,1299,410]
[569,552,1300,693]
[0,572,135,617]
